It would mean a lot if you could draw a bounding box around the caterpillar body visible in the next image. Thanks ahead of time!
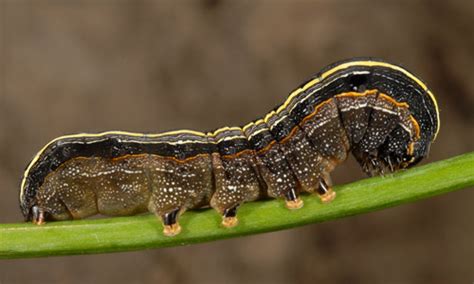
[20,58,439,236]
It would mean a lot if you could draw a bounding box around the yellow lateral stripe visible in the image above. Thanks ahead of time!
[275,78,321,114]
[211,126,243,136]
[320,61,426,89]
[242,122,255,132]
[426,90,440,139]
[148,129,207,137]
[264,111,277,123]
[242,119,265,132]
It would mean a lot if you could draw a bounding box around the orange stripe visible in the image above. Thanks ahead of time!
[256,140,277,155]
[112,153,210,164]
[334,89,378,99]
[221,149,256,159]
[409,115,421,140]
[378,93,409,108]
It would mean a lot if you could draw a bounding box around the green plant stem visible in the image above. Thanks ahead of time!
[1,152,473,259]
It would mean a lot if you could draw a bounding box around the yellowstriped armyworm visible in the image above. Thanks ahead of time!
[20,58,440,236]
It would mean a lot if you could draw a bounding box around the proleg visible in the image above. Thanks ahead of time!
[20,58,439,236]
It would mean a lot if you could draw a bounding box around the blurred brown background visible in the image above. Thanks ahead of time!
[0,0,473,283]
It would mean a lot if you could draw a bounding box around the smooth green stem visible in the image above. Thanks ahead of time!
[1,152,473,259]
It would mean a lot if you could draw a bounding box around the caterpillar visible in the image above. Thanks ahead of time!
[20,58,439,236]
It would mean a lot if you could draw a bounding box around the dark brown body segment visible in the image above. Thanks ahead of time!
[267,112,325,195]
[243,123,303,209]
[255,143,298,198]
[335,91,378,145]
[278,129,327,194]
[210,130,264,227]
[147,154,214,232]
[299,99,350,163]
